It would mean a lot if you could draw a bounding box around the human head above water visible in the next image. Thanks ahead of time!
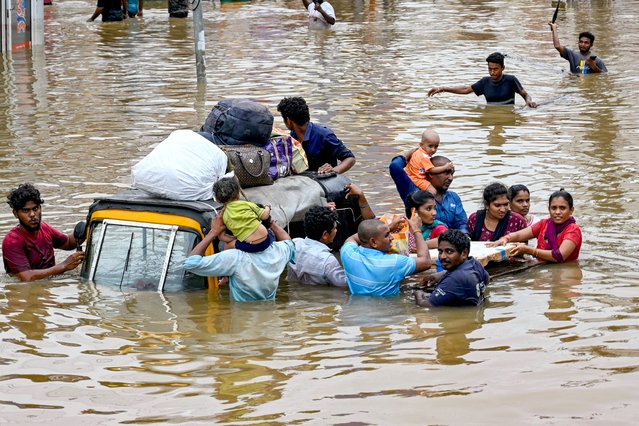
[419,129,440,156]
[578,31,595,54]
[548,188,573,209]
[277,97,310,127]
[486,52,505,80]
[405,190,436,220]
[304,206,339,242]
[508,184,531,216]
[486,52,505,67]
[7,183,44,211]
[508,184,529,202]
[482,182,508,208]
[438,229,470,255]
[426,155,454,192]
[213,177,241,204]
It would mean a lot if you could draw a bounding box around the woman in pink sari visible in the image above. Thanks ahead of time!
[489,189,582,262]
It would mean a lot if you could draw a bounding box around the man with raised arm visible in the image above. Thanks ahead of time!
[548,22,607,74]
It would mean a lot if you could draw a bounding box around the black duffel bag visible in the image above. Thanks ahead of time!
[201,99,274,147]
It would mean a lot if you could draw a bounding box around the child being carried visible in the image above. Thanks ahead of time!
[213,177,274,252]
[404,129,454,194]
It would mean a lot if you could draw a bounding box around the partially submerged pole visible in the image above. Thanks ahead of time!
[193,0,206,84]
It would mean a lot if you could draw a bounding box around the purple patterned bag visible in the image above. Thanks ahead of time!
[264,136,293,180]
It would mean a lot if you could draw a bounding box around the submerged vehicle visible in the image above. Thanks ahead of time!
[79,174,362,292]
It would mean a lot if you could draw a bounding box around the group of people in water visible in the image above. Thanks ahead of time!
[2,89,584,308]
[3,11,601,307]
[182,89,584,306]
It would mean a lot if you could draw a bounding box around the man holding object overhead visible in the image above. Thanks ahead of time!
[302,0,335,29]
[549,22,607,74]
[427,52,537,108]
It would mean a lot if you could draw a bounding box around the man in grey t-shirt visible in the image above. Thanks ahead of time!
[549,22,607,74]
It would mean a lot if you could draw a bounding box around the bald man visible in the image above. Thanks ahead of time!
[340,217,432,296]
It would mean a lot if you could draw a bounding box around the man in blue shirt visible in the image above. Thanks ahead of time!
[184,215,295,302]
[277,97,356,174]
[390,154,469,233]
[340,216,432,296]
[415,229,489,307]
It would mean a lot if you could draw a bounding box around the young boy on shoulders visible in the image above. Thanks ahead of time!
[404,129,454,194]
[213,177,273,253]
[414,229,489,307]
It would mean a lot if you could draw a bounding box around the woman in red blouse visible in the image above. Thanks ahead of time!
[489,189,582,262]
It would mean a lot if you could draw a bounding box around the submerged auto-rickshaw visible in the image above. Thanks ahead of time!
[79,174,362,292]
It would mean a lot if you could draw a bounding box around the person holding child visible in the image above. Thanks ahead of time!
[403,129,454,194]
[213,177,273,252]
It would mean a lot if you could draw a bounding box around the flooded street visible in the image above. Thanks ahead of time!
[1,0,638,423]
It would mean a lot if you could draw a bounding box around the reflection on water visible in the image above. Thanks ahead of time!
[1,0,639,423]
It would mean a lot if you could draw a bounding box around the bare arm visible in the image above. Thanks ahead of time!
[325,156,355,174]
[548,22,565,56]
[269,220,291,241]
[344,233,361,245]
[314,3,336,25]
[138,0,143,16]
[88,7,104,21]
[408,210,432,273]
[261,205,272,220]
[302,0,312,8]
[428,86,474,96]
[428,162,454,175]
[344,183,376,219]
[518,88,537,108]
[510,239,577,263]
[487,226,535,247]
[15,252,84,282]
[190,216,225,256]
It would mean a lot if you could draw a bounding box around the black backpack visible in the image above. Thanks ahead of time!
[201,99,274,147]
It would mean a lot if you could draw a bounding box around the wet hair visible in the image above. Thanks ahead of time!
[357,219,384,245]
[7,183,44,210]
[405,190,436,218]
[508,184,530,201]
[277,97,310,126]
[438,229,470,254]
[549,188,573,209]
[213,177,240,204]
[304,206,338,241]
[486,52,505,67]
[482,182,508,207]
[579,31,595,44]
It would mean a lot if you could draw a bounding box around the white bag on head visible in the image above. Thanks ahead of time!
[132,130,231,201]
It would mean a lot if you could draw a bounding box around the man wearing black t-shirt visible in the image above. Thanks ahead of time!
[427,52,537,108]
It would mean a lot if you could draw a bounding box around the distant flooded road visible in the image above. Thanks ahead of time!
[1,0,638,423]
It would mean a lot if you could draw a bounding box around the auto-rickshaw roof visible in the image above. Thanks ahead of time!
[87,189,222,232]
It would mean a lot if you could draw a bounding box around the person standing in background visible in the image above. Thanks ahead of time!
[549,22,607,74]
[302,0,336,29]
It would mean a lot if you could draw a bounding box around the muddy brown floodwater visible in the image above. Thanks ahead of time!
[1,0,638,424]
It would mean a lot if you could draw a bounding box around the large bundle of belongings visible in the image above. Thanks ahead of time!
[199,98,309,188]
[129,99,360,249]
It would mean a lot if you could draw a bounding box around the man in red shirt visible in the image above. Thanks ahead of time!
[2,183,84,282]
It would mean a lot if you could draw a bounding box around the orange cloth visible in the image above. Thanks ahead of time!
[404,148,434,191]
